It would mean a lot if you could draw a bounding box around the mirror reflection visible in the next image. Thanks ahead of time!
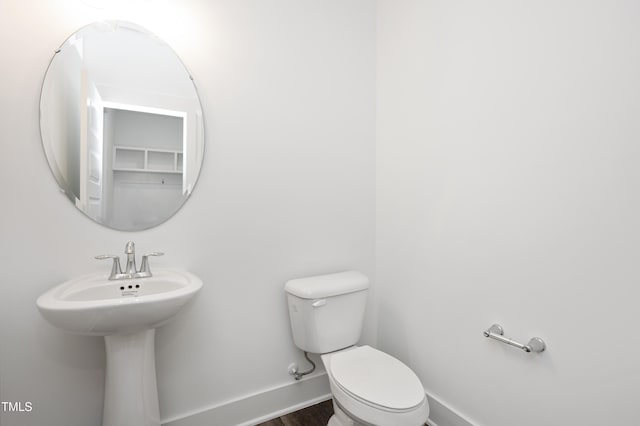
[40,21,204,231]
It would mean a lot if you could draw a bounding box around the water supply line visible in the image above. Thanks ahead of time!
[288,351,316,380]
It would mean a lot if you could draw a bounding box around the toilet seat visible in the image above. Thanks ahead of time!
[329,346,425,411]
[322,346,429,426]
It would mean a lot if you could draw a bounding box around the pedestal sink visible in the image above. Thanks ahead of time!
[36,268,202,426]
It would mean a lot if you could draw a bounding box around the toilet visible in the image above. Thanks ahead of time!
[285,271,429,426]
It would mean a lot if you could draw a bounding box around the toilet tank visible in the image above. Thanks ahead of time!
[285,271,369,354]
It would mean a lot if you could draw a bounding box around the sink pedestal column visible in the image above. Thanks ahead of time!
[104,329,160,426]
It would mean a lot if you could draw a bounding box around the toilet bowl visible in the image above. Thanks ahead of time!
[284,271,429,426]
[322,346,428,426]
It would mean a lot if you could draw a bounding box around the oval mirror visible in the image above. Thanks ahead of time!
[40,21,204,231]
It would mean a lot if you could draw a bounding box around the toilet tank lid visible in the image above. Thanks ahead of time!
[285,271,369,299]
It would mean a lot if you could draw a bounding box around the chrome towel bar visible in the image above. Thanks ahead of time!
[483,324,546,353]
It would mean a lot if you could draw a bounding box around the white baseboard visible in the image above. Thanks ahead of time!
[162,372,331,426]
[162,373,477,426]
[426,391,478,426]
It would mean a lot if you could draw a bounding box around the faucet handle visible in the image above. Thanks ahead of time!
[135,252,164,278]
[95,255,126,280]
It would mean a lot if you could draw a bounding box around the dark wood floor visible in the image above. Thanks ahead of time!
[255,398,431,426]
[256,399,334,426]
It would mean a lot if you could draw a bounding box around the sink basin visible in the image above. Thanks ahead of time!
[36,268,202,426]
[37,268,202,335]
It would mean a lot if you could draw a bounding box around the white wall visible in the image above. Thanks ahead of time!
[7,1,638,425]
[0,1,375,425]
[376,1,640,425]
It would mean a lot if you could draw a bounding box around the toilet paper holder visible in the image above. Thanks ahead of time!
[483,324,546,353]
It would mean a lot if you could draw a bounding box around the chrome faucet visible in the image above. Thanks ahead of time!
[124,241,137,276]
[96,241,164,280]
